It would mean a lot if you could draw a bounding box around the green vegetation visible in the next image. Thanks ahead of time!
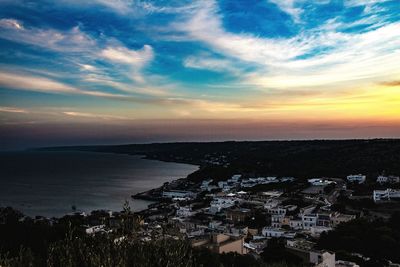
[0,234,292,267]
[0,207,290,267]
[260,238,305,267]
[317,212,400,266]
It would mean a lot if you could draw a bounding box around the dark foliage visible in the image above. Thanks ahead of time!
[317,212,400,264]
[260,238,305,266]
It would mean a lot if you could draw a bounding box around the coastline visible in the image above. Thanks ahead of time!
[0,150,199,218]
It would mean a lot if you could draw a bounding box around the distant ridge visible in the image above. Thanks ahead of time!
[35,139,400,182]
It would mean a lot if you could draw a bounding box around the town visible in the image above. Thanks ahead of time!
[5,171,395,267]
[132,172,400,266]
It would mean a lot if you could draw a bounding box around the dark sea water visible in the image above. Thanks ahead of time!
[0,151,198,217]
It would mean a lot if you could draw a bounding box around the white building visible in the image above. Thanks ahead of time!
[262,227,285,238]
[308,178,334,186]
[336,260,360,267]
[229,174,242,182]
[208,220,223,230]
[240,180,257,188]
[209,197,236,214]
[373,188,400,202]
[266,206,287,215]
[218,181,228,189]
[200,179,218,191]
[176,206,195,217]
[376,175,388,184]
[289,219,303,230]
[271,214,285,228]
[240,177,278,188]
[280,177,295,182]
[302,214,318,230]
[376,175,400,184]
[85,225,106,235]
[162,190,197,199]
[263,199,281,210]
[346,174,366,184]
[309,250,335,267]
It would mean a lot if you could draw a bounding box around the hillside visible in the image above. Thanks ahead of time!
[37,139,400,182]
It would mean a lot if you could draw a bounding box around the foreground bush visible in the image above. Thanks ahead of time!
[1,233,293,267]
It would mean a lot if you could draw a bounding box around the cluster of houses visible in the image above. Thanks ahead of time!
[200,175,295,192]
[373,188,400,202]
[74,171,399,266]
[373,175,400,202]
[155,174,363,267]
[345,174,400,203]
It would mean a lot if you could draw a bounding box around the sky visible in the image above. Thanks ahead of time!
[0,0,399,150]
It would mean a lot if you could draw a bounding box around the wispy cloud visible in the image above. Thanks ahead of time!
[0,18,24,30]
[0,17,173,97]
[268,0,303,23]
[100,44,154,83]
[62,111,128,120]
[0,71,128,99]
[174,0,400,89]
[0,106,28,113]
[380,80,400,87]
[0,19,95,52]
[183,55,241,74]
[101,45,153,67]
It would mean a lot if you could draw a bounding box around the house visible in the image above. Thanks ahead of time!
[226,208,252,224]
[286,238,315,252]
[162,190,197,199]
[317,213,332,227]
[289,218,303,230]
[335,260,360,267]
[346,174,366,184]
[309,250,335,267]
[266,206,287,215]
[271,214,285,228]
[376,175,400,184]
[300,205,316,215]
[376,175,388,184]
[229,174,242,182]
[176,206,195,217]
[230,226,248,236]
[261,227,295,239]
[373,188,400,202]
[208,220,223,230]
[308,178,334,186]
[191,233,246,255]
[85,225,106,235]
[209,197,236,214]
[245,238,268,254]
[262,227,285,238]
[302,214,318,230]
[200,179,218,191]
[281,177,295,182]
[263,199,281,210]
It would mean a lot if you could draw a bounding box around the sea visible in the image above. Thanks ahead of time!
[0,151,198,218]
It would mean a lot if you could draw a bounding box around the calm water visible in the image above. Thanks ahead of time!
[0,151,198,217]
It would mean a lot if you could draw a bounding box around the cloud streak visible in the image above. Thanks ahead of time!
[0,71,129,99]
[174,0,400,89]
